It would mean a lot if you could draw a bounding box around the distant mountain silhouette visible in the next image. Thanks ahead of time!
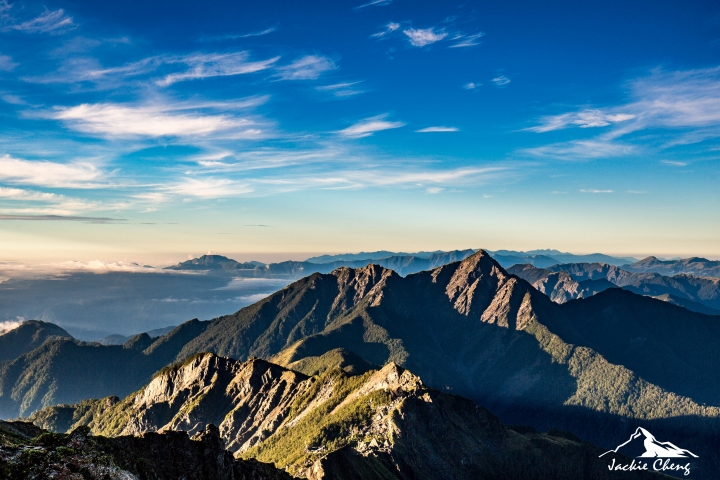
[509,262,720,314]
[625,256,720,277]
[98,325,177,345]
[600,427,698,458]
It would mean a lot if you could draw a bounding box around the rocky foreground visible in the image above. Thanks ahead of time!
[0,419,289,480]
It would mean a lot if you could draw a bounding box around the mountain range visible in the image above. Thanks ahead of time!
[2,250,719,477]
[1,249,714,341]
[508,262,720,314]
[624,256,720,277]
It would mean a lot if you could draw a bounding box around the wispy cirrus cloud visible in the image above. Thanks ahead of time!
[450,33,484,48]
[0,53,16,71]
[580,189,613,193]
[27,51,280,87]
[156,52,279,86]
[527,109,635,133]
[492,75,510,87]
[1,5,75,34]
[355,0,392,10]
[201,26,277,41]
[277,55,336,80]
[316,81,364,97]
[254,165,512,192]
[416,126,458,132]
[370,22,400,38]
[661,160,688,166]
[0,155,103,188]
[520,66,720,163]
[522,140,636,160]
[527,67,720,149]
[403,27,447,47]
[46,99,270,139]
[161,177,253,198]
[338,115,404,138]
[0,186,108,216]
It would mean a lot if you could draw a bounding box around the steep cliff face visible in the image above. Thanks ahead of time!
[33,355,662,480]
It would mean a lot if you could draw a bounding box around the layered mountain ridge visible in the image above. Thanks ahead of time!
[3,250,720,477]
[508,262,720,314]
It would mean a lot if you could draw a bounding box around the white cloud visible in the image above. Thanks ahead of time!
[0,54,16,71]
[26,51,279,87]
[8,8,75,34]
[403,28,447,47]
[355,0,392,9]
[277,55,336,80]
[0,320,22,334]
[157,52,279,86]
[370,22,400,38]
[162,177,253,198]
[316,81,364,97]
[580,189,613,193]
[527,67,720,144]
[492,75,510,86]
[463,82,479,90]
[523,140,635,160]
[426,187,443,194]
[527,109,636,133]
[661,160,688,166]
[2,94,23,104]
[0,155,103,188]
[49,102,264,138]
[203,27,277,41]
[338,115,405,138]
[450,33,484,48]
[416,126,458,132]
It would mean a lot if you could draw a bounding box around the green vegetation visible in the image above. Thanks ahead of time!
[241,367,392,475]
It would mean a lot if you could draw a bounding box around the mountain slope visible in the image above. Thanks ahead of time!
[35,352,661,480]
[0,321,72,363]
[0,419,290,479]
[0,319,209,418]
[166,252,720,458]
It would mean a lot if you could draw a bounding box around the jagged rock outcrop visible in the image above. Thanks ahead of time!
[29,355,662,480]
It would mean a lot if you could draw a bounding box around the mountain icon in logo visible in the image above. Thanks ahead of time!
[599,427,699,458]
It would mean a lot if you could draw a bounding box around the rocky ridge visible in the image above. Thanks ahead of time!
[28,352,662,480]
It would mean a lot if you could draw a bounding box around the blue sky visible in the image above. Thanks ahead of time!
[0,0,719,264]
